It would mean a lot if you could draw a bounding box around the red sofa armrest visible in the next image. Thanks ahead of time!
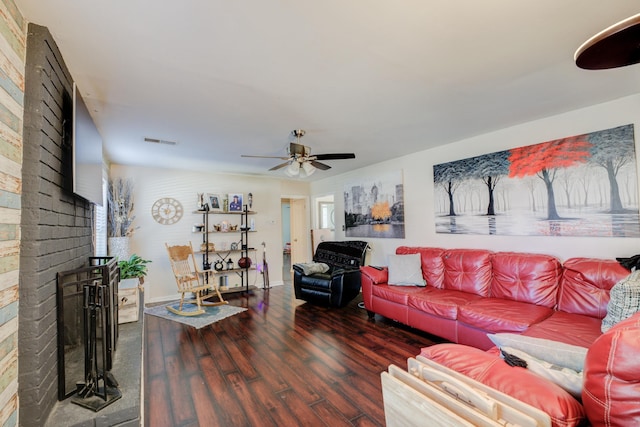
[360,266,388,310]
[583,312,640,426]
[360,266,388,284]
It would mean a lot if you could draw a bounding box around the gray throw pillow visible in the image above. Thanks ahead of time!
[387,253,425,286]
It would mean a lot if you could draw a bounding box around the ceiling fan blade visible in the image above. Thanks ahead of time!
[314,153,356,160]
[309,160,331,170]
[244,130,354,175]
[269,161,291,171]
[241,154,290,160]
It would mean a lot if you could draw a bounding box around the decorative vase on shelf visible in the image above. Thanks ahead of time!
[108,237,130,261]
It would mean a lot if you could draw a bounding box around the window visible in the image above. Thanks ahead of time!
[94,174,108,256]
[318,202,334,229]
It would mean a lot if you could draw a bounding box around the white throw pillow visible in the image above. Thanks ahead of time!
[387,253,425,286]
[487,333,587,372]
[601,270,640,332]
[500,346,583,399]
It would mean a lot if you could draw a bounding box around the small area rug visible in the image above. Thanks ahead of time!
[144,301,247,329]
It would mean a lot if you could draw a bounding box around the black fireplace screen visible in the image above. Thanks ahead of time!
[56,257,119,400]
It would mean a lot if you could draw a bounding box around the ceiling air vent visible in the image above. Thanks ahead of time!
[144,137,178,146]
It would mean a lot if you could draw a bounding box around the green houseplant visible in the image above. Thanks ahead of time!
[118,254,151,285]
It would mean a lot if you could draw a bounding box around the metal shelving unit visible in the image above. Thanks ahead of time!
[195,205,256,294]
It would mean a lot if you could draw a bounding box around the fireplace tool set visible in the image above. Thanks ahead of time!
[70,279,121,411]
[57,257,121,412]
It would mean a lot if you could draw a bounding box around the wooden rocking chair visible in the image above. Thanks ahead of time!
[165,242,227,316]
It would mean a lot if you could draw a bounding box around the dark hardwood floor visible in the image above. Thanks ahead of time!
[144,284,444,426]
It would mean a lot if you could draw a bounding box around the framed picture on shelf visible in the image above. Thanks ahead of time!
[228,193,243,212]
[207,193,223,212]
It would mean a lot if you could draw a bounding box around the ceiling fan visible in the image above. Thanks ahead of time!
[241,130,355,177]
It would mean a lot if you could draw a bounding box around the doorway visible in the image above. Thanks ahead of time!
[281,197,310,282]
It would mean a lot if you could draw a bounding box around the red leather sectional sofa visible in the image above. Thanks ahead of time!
[361,247,640,426]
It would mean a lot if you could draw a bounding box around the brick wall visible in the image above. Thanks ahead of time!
[19,23,94,426]
[0,1,25,425]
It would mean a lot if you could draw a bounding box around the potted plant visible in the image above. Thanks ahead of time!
[117,254,150,324]
[118,254,151,286]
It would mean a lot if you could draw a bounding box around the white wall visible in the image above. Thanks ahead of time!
[311,94,640,266]
[110,165,309,302]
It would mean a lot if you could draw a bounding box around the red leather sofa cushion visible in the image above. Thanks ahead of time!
[583,312,640,426]
[442,249,493,296]
[371,283,424,305]
[523,311,603,348]
[491,252,562,307]
[420,343,585,427]
[408,288,482,320]
[558,258,629,318]
[458,298,554,333]
[396,246,445,288]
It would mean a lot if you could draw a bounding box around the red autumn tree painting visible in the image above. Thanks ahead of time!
[508,135,592,220]
[433,124,639,237]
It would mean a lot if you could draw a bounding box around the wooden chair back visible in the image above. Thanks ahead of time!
[164,242,227,316]
[165,243,205,292]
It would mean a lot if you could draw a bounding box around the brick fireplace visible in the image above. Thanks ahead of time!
[19,24,94,427]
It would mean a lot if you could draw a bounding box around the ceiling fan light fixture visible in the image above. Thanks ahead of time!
[301,161,316,177]
[285,161,300,177]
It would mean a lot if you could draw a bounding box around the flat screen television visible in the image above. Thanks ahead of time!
[71,82,103,205]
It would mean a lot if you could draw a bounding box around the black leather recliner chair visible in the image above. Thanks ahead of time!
[293,240,369,307]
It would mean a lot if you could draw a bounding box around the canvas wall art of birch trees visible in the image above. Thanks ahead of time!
[433,124,640,237]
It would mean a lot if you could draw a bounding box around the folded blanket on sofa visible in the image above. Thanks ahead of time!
[294,262,330,275]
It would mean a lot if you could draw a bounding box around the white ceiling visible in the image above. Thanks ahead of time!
[14,1,640,180]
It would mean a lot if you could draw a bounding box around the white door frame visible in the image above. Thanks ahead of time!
[282,195,311,269]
